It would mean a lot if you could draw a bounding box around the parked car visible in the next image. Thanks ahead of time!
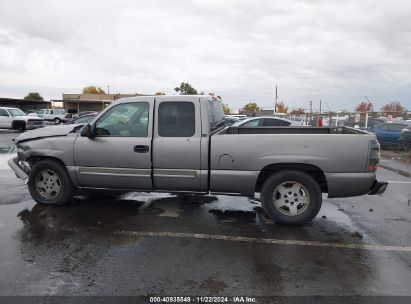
[37,109,69,124]
[399,126,411,150]
[368,122,411,148]
[224,116,239,126]
[9,95,387,225]
[65,114,96,125]
[232,117,296,127]
[0,107,44,131]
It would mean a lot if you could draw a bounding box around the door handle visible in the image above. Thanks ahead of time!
[134,145,149,153]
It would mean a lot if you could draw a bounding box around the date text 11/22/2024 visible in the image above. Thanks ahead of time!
[149,296,257,303]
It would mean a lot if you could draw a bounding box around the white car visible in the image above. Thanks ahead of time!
[232,116,296,127]
[0,107,45,131]
[37,108,68,124]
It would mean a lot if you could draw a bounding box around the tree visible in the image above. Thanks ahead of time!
[82,86,106,94]
[276,101,288,113]
[289,108,305,115]
[24,92,44,101]
[381,101,407,113]
[241,102,261,113]
[174,82,198,95]
[155,91,165,95]
[355,101,373,112]
[223,104,231,115]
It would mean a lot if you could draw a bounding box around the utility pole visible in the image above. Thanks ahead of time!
[309,100,312,113]
[319,100,322,114]
[364,95,373,128]
[107,85,110,94]
[275,85,278,114]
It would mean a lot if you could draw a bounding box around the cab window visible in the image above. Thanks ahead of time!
[0,109,9,116]
[389,123,407,132]
[95,102,149,137]
[378,124,389,131]
[158,102,195,137]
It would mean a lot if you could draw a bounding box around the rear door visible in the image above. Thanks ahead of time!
[73,99,154,190]
[152,96,202,191]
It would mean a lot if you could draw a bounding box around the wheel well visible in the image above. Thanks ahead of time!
[27,156,66,168]
[12,120,26,130]
[255,163,328,193]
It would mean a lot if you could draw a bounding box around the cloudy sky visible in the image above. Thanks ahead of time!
[1,0,411,112]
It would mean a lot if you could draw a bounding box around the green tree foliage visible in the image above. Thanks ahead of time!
[223,104,231,115]
[24,92,44,101]
[241,102,261,113]
[82,86,106,94]
[174,82,198,95]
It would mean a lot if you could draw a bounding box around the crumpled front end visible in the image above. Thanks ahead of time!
[8,157,29,180]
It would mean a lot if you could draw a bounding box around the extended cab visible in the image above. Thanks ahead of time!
[8,96,387,225]
[0,107,45,131]
[37,108,68,124]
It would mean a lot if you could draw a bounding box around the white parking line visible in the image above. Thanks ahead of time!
[113,230,411,252]
[386,181,411,184]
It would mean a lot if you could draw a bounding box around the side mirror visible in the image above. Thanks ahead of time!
[81,124,96,138]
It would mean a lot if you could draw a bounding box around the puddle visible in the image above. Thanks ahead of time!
[153,199,182,217]
[208,209,256,223]
[148,194,218,217]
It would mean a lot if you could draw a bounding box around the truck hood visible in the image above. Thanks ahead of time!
[14,124,82,144]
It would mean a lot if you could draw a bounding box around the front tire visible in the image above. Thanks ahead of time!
[28,159,74,205]
[261,170,322,225]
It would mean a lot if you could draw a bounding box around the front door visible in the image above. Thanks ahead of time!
[0,109,11,128]
[73,99,154,190]
[152,96,202,191]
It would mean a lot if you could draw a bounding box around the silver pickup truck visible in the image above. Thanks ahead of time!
[8,95,387,225]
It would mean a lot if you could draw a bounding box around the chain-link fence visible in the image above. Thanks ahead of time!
[285,112,410,128]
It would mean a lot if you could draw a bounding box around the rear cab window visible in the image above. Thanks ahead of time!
[158,102,195,137]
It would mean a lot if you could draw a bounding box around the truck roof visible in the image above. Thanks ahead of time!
[114,95,216,104]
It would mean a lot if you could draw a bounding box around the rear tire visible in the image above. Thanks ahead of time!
[28,159,74,205]
[54,117,61,124]
[261,170,322,225]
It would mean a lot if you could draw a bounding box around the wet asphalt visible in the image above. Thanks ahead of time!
[0,130,410,297]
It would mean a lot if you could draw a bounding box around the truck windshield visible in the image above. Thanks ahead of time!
[8,109,26,116]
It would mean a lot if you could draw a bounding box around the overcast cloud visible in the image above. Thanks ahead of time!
[1,0,410,111]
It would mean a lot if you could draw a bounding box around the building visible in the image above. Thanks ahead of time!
[56,93,146,114]
[0,97,51,112]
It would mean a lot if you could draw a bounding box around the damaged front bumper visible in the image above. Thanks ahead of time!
[368,180,388,195]
[8,157,29,181]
